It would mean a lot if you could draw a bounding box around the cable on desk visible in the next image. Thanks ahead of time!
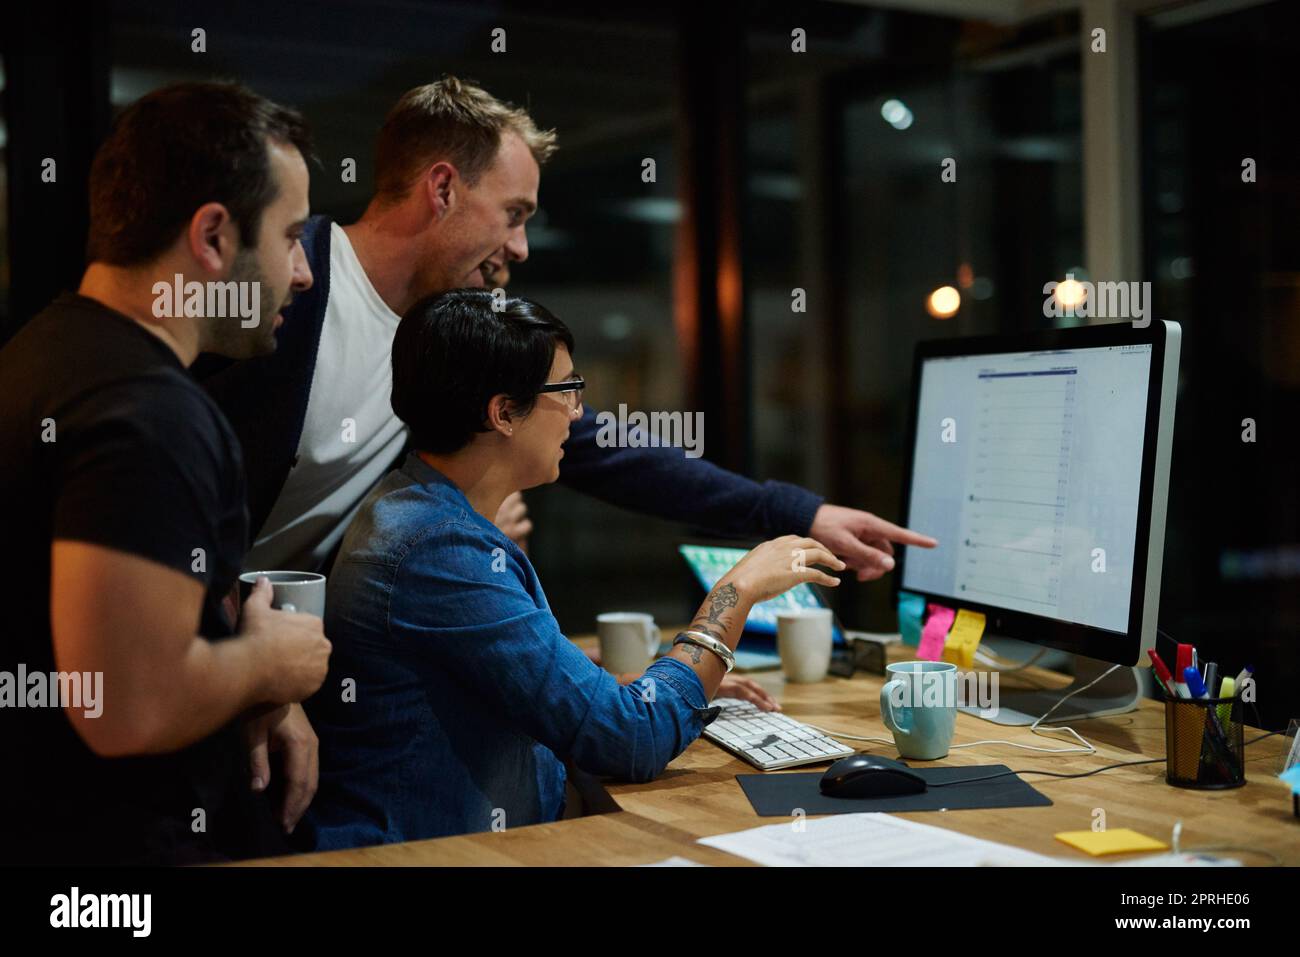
[815,665,1118,753]
[950,739,1095,754]
[929,730,1277,788]
[809,729,1099,755]
[927,756,1167,788]
[943,729,1276,765]
[809,662,1279,757]
[973,646,1047,674]
[804,727,894,745]
[1018,663,1125,755]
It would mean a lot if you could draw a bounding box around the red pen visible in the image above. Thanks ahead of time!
[1174,644,1194,697]
[1148,649,1176,698]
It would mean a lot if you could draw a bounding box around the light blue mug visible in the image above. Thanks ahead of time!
[879,660,958,760]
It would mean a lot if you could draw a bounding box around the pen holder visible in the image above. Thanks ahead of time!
[1164,695,1245,789]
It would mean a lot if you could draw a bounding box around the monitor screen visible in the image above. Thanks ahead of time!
[901,343,1153,635]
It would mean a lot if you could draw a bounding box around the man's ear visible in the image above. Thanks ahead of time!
[425,161,458,221]
[485,394,515,436]
[186,202,236,276]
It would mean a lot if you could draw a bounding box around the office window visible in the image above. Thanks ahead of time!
[745,6,1083,629]
[0,58,9,332]
[744,88,830,497]
[1140,0,1300,730]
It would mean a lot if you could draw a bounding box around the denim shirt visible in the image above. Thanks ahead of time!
[302,453,716,850]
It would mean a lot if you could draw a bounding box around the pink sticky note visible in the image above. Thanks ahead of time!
[918,604,955,660]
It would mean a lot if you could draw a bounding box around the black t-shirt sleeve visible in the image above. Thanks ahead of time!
[50,375,242,587]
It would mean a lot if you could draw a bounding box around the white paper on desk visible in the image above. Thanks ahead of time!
[1111,853,1241,867]
[639,856,708,867]
[698,813,1062,867]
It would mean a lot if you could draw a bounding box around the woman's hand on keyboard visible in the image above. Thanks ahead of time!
[717,675,781,711]
[614,669,777,712]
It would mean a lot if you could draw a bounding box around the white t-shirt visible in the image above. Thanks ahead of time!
[243,223,409,572]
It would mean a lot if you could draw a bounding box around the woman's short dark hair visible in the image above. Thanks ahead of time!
[86,82,314,266]
[391,289,575,454]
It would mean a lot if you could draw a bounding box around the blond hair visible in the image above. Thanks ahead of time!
[374,76,556,200]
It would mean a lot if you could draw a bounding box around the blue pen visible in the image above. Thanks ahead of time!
[1185,666,1211,701]
[1203,662,1219,698]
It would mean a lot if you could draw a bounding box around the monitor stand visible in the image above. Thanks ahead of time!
[958,654,1143,726]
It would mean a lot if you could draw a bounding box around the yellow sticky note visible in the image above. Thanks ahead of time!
[1054,829,1169,857]
[941,609,985,669]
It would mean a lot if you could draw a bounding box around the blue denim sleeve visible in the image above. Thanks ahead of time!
[390,520,716,783]
[558,407,824,538]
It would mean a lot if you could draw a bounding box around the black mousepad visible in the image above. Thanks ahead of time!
[737,763,1053,816]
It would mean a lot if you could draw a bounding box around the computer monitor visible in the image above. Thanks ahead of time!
[895,320,1181,724]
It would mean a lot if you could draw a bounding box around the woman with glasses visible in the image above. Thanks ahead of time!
[301,289,843,848]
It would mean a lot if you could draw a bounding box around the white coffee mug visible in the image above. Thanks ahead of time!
[777,607,833,683]
[596,612,660,675]
[238,570,326,619]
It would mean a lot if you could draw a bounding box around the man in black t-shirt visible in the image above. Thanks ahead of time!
[0,83,331,864]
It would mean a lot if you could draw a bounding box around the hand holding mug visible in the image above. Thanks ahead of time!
[239,575,331,704]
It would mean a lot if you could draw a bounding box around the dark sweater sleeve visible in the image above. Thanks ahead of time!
[557,407,824,538]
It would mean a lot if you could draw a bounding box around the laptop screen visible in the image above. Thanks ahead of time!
[679,544,842,641]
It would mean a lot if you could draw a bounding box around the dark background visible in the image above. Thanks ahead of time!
[3,0,1296,730]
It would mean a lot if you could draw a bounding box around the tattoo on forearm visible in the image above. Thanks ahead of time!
[678,638,705,665]
[704,582,738,625]
[689,623,725,643]
[678,584,742,669]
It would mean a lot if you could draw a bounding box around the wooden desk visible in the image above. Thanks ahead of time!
[244,638,1298,866]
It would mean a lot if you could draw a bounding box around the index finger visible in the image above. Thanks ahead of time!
[745,680,780,712]
[871,519,938,548]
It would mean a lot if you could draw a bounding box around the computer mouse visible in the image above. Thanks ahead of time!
[819,754,928,798]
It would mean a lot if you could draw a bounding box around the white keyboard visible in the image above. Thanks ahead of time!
[703,698,855,770]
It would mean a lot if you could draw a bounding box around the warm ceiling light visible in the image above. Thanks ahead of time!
[1054,275,1087,310]
[927,285,960,319]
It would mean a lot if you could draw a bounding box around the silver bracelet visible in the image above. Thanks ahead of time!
[673,630,736,674]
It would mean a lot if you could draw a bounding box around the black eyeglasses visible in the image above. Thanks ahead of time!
[537,376,585,409]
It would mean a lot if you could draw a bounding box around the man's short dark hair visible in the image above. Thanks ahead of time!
[86,81,314,266]
[392,290,575,455]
